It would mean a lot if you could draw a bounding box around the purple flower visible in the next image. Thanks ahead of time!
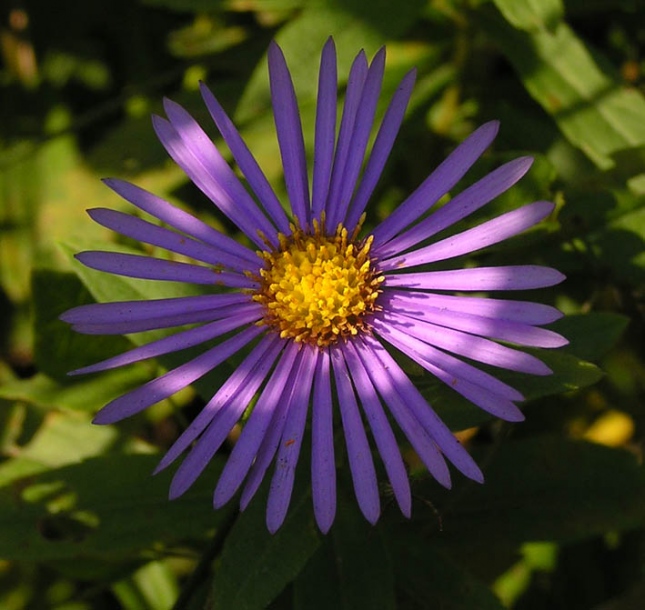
[61,39,566,533]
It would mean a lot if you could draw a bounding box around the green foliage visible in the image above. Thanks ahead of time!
[1,0,644,608]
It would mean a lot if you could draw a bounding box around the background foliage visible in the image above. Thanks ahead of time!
[1,0,644,608]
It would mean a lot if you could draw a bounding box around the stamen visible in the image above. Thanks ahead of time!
[252,218,383,347]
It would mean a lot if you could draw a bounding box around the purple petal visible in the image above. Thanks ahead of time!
[240,346,313,510]
[268,41,310,224]
[61,293,250,329]
[381,201,554,270]
[360,334,484,483]
[329,47,386,229]
[381,289,563,325]
[371,121,500,247]
[75,251,257,289]
[384,265,566,291]
[380,311,551,375]
[199,83,291,233]
[266,348,317,533]
[163,98,278,243]
[168,340,293,499]
[330,344,380,524]
[311,37,338,221]
[380,291,567,348]
[374,320,525,421]
[342,341,412,517]
[87,208,251,272]
[323,50,368,230]
[155,335,283,473]
[345,68,416,230]
[93,325,264,424]
[375,156,533,258]
[353,337,452,487]
[103,178,257,266]
[212,341,301,508]
[372,315,524,401]
[71,305,262,375]
[153,115,274,248]
[311,348,336,533]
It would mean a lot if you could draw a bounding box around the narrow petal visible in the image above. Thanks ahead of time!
[371,121,500,247]
[384,265,566,291]
[354,337,452,487]
[345,68,416,229]
[331,344,380,524]
[311,348,336,533]
[311,37,338,221]
[266,348,317,533]
[375,156,533,258]
[381,201,554,270]
[170,346,295,498]
[380,311,551,375]
[240,347,311,510]
[153,115,273,248]
[363,334,484,483]
[342,341,412,517]
[212,341,301,508]
[268,41,310,224]
[71,305,262,375]
[103,178,257,266]
[374,320,525,421]
[380,292,567,348]
[323,50,368,229]
[329,47,386,229]
[93,325,264,424]
[200,83,291,233]
[372,315,524,401]
[155,334,283,473]
[87,208,251,272]
[381,289,564,325]
[163,98,278,242]
[61,293,250,328]
[75,251,257,289]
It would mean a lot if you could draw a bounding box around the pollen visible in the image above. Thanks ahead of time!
[252,217,384,347]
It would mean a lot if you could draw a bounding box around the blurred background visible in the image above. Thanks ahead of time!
[0,0,644,609]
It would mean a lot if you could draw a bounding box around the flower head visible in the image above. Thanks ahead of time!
[61,38,566,533]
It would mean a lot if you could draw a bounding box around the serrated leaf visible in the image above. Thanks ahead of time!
[0,454,228,561]
[211,482,321,610]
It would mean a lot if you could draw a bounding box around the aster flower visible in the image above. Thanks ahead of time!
[61,38,566,534]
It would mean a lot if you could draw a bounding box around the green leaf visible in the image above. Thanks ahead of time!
[550,313,629,361]
[211,482,321,610]
[385,528,506,610]
[0,454,228,561]
[419,436,645,547]
[294,490,395,610]
[0,369,153,414]
[480,8,645,170]
[32,267,134,381]
[492,0,563,32]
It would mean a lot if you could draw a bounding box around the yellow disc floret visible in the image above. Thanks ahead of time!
[252,218,383,347]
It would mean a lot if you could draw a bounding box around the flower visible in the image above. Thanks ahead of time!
[61,38,566,534]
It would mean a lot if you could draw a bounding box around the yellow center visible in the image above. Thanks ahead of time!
[252,219,383,347]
